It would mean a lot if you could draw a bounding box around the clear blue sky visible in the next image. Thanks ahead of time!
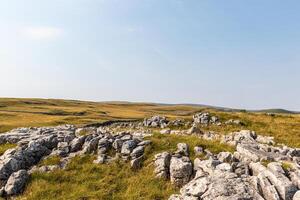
[1,0,299,110]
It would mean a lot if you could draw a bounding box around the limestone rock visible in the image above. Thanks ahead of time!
[130,156,143,170]
[160,129,171,135]
[194,146,203,155]
[4,170,28,196]
[176,143,189,157]
[187,126,203,135]
[293,191,300,200]
[154,152,171,179]
[121,140,137,155]
[217,152,233,163]
[170,156,192,187]
[130,146,144,160]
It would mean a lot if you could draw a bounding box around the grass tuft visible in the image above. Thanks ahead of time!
[38,156,61,167]
[0,143,17,156]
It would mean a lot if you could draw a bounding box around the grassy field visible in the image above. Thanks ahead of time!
[0,98,299,199]
[0,98,299,147]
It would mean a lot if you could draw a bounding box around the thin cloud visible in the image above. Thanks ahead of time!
[125,26,142,33]
[23,26,64,40]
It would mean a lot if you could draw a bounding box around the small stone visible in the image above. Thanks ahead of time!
[160,129,171,135]
[194,146,203,155]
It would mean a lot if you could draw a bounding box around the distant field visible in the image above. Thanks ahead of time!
[0,98,299,147]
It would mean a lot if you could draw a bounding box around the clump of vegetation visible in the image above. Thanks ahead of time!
[77,129,92,136]
[281,162,293,171]
[261,160,272,167]
[0,143,17,156]
[38,156,61,167]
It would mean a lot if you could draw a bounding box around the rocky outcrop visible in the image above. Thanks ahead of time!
[152,129,300,200]
[193,113,221,126]
[0,124,151,197]
[143,116,169,128]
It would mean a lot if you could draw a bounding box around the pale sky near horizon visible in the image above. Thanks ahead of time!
[0,0,300,110]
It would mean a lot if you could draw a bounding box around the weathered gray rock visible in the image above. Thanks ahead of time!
[256,135,275,145]
[216,163,232,172]
[121,140,137,155]
[81,137,99,154]
[97,138,110,154]
[180,175,210,197]
[93,154,107,164]
[193,112,220,126]
[170,156,192,187]
[160,129,171,135]
[257,173,281,200]
[137,140,151,146]
[194,158,221,175]
[154,152,171,179]
[112,139,123,152]
[290,170,300,189]
[4,170,28,196]
[187,126,203,135]
[176,143,189,157]
[130,156,143,170]
[178,165,263,200]
[54,142,70,157]
[194,146,203,155]
[237,143,274,162]
[168,194,198,200]
[250,162,298,200]
[293,191,300,200]
[266,164,298,200]
[225,119,244,125]
[70,136,86,152]
[143,116,169,128]
[217,152,233,163]
[130,146,144,160]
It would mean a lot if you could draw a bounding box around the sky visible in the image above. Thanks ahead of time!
[0,0,300,110]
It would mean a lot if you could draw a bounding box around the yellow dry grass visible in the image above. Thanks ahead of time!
[0,98,299,147]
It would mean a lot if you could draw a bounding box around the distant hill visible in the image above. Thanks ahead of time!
[160,103,300,114]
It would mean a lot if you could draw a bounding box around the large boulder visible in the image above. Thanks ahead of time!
[170,156,193,187]
[4,170,28,196]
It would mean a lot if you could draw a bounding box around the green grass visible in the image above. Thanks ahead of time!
[0,143,17,156]
[281,162,293,171]
[38,156,61,167]
[18,134,234,200]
